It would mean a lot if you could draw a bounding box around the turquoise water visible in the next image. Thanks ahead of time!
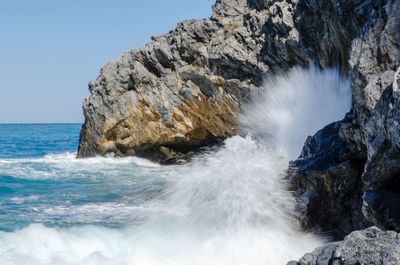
[0,68,352,264]
[0,124,81,158]
[0,124,167,232]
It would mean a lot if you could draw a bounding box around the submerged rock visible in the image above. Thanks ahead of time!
[288,227,400,265]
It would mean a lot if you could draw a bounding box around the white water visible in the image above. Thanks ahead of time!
[0,67,351,265]
[240,66,351,160]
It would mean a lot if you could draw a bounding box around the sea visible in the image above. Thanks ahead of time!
[0,67,351,265]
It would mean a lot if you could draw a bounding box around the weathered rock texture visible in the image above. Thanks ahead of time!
[79,0,400,246]
[288,227,400,265]
[288,0,400,240]
[78,0,363,162]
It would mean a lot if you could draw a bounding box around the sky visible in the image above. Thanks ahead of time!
[0,0,214,123]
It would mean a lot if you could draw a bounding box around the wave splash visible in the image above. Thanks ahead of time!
[0,67,351,265]
[240,66,351,160]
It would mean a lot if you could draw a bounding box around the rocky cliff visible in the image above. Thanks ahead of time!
[79,0,400,262]
[78,0,367,162]
[288,0,400,240]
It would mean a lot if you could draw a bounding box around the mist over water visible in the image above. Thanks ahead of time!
[0,67,351,265]
[240,66,351,160]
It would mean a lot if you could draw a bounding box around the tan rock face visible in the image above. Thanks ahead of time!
[77,0,303,161]
[79,0,400,250]
[78,0,396,167]
[100,91,239,157]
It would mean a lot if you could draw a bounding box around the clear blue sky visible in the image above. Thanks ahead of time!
[0,0,214,123]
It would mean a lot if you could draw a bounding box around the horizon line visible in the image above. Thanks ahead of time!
[0,122,83,125]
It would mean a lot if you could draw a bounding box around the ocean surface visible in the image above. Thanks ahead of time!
[0,124,166,232]
[0,68,351,265]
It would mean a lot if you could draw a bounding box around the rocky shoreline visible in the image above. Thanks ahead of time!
[79,0,400,263]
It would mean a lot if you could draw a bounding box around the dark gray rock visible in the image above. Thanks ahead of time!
[286,0,400,239]
[288,227,400,265]
[77,0,400,248]
[78,0,376,161]
[288,120,369,239]
[339,0,400,234]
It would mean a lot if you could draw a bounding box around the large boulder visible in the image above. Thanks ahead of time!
[288,227,400,265]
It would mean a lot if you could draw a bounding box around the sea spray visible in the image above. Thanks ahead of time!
[0,138,321,265]
[240,66,351,160]
[0,67,351,265]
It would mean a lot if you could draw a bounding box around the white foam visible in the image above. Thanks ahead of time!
[0,152,160,168]
[0,152,161,180]
[0,136,321,265]
[240,66,351,160]
[10,196,40,205]
[0,67,352,265]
